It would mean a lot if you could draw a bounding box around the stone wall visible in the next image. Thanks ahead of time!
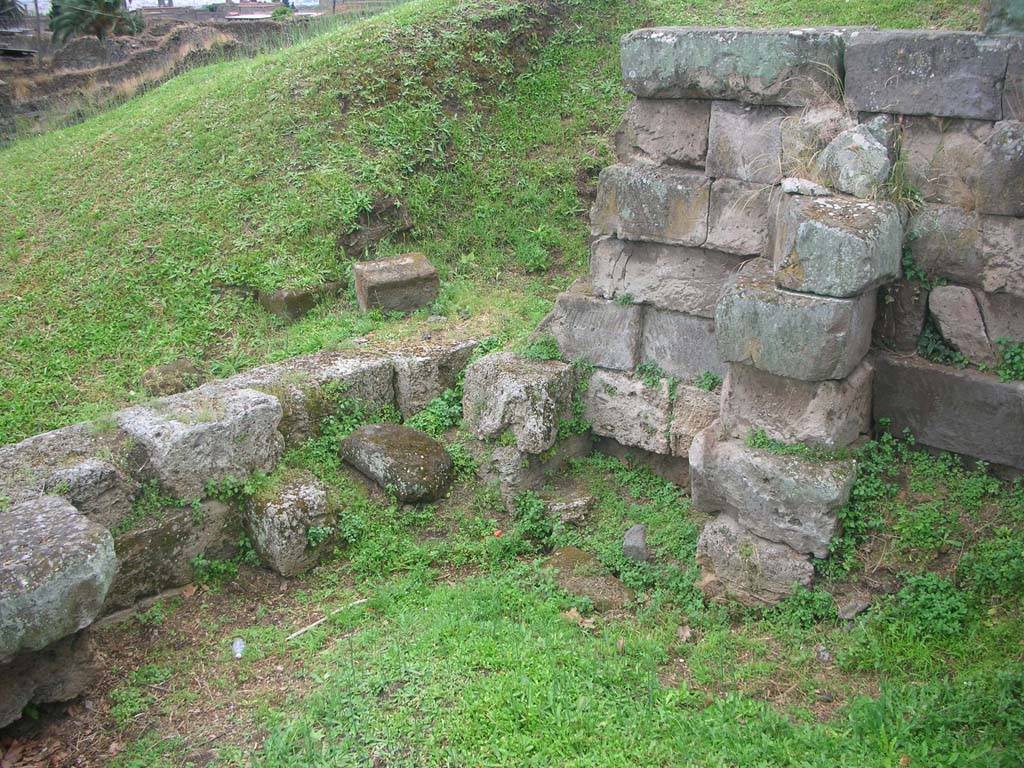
[542,26,1023,606]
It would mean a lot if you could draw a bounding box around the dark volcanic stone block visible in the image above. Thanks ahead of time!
[353,253,440,313]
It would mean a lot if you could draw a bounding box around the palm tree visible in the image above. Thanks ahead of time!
[49,0,143,45]
[0,0,26,30]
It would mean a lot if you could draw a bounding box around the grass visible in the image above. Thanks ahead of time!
[0,0,982,445]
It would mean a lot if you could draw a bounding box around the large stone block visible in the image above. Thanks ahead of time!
[815,120,893,199]
[873,352,1024,470]
[780,103,856,176]
[591,164,710,245]
[696,515,814,607]
[614,98,710,166]
[1,496,115,661]
[689,426,855,557]
[906,204,984,288]
[874,280,929,353]
[981,215,1024,299]
[844,30,1009,120]
[536,291,642,370]
[976,291,1024,343]
[462,352,575,454]
[720,361,873,449]
[393,340,477,419]
[590,237,743,318]
[715,261,876,381]
[1,631,98,728]
[246,470,336,577]
[640,307,726,380]
[706,178,775,256]
[353,253,440,313]
[620,27,844,106]
[929,286,997,367]
[975,121,1024,217]
[340,424,454,502]
[669,384,721,457]
[705,101,787,184]
[1005,39,1023,121]
[116,385,284,501]
[476,433,592,510]
[771,194,902,298]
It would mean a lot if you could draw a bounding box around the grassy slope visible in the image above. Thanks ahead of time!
[0,0,979,444]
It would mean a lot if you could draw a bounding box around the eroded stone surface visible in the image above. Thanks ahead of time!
[475,433,592,510]
[615,98,710,166]
[0,631,98,728]
[340,424,453,502]
[536,291,642,370]
[901,117,995,208]
[246,470,335,578]
[975,121,1024,217]
[706,178,775,256]
[981,215,1024,299]
[873,280,929,353]
[353,253,440,313]
[976,291,1024,344]
[907,204,983,288]
[623,524,649,562]
[780,104,855,175]
[706,100,787,184]
[544,547,634,612]
[641,307,726,380]
[928,286,996,366]
[815,120,893,199]
[394,341,478,419]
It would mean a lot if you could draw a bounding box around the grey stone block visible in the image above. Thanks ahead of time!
[1005,39,1023,121]
[353,253,440,313]
[583,369,675,455]
[844,30,1009,120]
[706,101,787,184]
[43,459,139,531]
[669,384,721,457]
[690,427,854,558]
[719,361,873,449]
[981,215,1024,299]
[984,0,1024,35]
[874,280,929,353]
[696,515,813,607]
[623,523,649,562]
[591,164,711,245]
[715,260,876,381]
[771,195,902,298]
[780,104,855,176]
[620,27,844,106]
[1,631,98,728]
[615,98,710,166]
[781,177,830,196]
[475,433,592,510]
[929,286,997,367]
[246,471,336,577]
[340,424,454,503]
[590,237,744,318]
[873,352,1024,470]
[706,178,775,256]
[462,352,576,455]
[975,121,1024,217]
[640,307,726,380]
[116,385,284,501]
[1,496,115,661]
[536,291,641,370]
[393,340,478,419]
[976,291,1024,343]
[907,204,984,288]
[815,120,893,199]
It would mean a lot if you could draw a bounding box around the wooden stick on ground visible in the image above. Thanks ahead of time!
[286,598,368,641]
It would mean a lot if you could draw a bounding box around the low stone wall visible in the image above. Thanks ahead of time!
[540,25,1023,606]
[0,339,476,726]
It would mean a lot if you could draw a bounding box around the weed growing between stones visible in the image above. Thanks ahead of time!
[693,370,722,392]
[995,337,1024,381]
[744,427,848,463]
[518,334,564,362]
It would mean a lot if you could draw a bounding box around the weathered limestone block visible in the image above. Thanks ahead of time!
[105,500,240,611]
[1,631,98,728]
[901,117,994,208]
[981,215,1024,299]
[353,253,440,313]
[780,104,856,175]
[42,458,139,531]
[975,121,1024,217]
[705,101,787,184]
[544,547,634,612]
[640,307,726,379]
[1,496,115,661]
[475,433,592,509]
[976,291,1024,343]
[257,281,341,322]
[929,286,997,366]
[715,261,876,381]
[462,352,575,454]
[141,359,205,396]
[771,195,902,297]
[669,384,721,457]
[781,177,830,197]
[696,515,813,607]
[874,280,929,353]
[591,164,711,245]
[614,98,710,166]
[620,27,844,106]
[720,361,873,449]
[116,385,284,501]
[907,204,983,287]
[393,340,477,418]
[873,352,1024,470]
[246,470,335,578]
[815,121,892,199]
[1005,39,1023,121]
[590,237,743,318]
[689,426,854,558]
[706,178,775,256]
[844,30,1009,120]
[535,291,642,370]
[340,424,453,502]
[985,0,1024,35]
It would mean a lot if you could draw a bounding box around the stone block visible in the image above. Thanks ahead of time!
[590,237,743,318]
[246,470,336,578]
[1,631,98,728]
[976,291,1024,342]
[535,291,642,370]
[985,0,1024,35]
[393,340,478,419]
[116,385,284,501]
[981,215,1024,299]
[901,117,995,209]
[720,361,873,449]
[1005,39,1023,120]
[975,121,1024,217]
[476,433,592,510]
[462,352,576,454]
[873,352,1024,470]
[340,424,453,502]
[780,177,829,197]
[907,204,983,288]
[669,384,721,457]
[706,178,775,256]
[1,496,115,661]
[874,280,929,353]
[641,307,726,380]
[689,427,855,557]
[592,437,691,488]
[591,164,710,246]
[584,369,675,455]
[620,27,844,106]
[780,104,856,176]
[257,281,341,322]
[623,523,649,562]
[815,120,893,199]
[42,458,139,531]
[614,98,710,166]
[771,195,902,298]
[353,253,440,313]
[696,515,813,607]
[929,286,997,366]
[715,261,876,381]
[844,30,1009,120]
[706,101,787,184]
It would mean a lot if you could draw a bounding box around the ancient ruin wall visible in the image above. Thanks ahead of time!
[541,27,1024,606]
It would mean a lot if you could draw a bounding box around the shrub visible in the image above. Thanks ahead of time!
[271,5,294,19]
[50,0,144,44]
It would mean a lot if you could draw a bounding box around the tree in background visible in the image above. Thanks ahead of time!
[0,0,26,30]
[49,0,144,44]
